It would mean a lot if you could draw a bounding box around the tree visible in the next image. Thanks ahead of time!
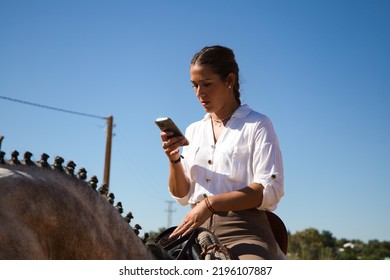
[362,240,390,260]
[289,229,389,260]
[288,228,338,259]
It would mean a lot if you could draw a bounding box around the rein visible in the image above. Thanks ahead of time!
[149,226,232,260]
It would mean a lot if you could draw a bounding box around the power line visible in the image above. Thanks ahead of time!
[0,95,107,120]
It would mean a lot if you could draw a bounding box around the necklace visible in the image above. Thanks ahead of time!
[212,113,233,127]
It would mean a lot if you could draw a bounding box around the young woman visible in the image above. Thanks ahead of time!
[160,45,284,259]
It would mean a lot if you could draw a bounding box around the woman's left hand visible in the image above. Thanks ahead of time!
[169,200,213,239]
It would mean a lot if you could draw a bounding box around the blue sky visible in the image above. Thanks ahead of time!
[1,0,389,242]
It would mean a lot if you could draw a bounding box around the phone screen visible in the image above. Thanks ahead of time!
[155,117,189,145]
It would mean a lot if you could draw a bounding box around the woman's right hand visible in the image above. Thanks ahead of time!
[160,131,187,161]
[169,199,213,239]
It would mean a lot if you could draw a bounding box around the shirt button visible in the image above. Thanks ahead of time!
[208,159,213,165]
[205,178,211,183]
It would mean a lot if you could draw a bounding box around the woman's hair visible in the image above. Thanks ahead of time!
[191,45,241,105]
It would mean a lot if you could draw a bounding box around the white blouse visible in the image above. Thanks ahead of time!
[171,104,284,211]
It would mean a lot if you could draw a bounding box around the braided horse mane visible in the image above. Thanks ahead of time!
[0,150,154,259]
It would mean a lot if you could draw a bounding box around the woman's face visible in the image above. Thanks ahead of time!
[190,64,231,114]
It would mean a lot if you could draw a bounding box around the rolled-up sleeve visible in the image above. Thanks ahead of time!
[252,119,284,211]
[170,190,191,206]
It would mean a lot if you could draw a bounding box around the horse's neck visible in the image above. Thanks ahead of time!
[0,165,152,260]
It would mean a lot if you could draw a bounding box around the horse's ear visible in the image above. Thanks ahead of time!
[265,211,288,255]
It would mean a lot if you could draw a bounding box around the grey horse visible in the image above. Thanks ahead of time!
[0,151,153,260]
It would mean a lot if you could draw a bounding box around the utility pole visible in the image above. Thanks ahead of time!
[103,115,114,192]
[0,135,4,151]
[165,200,176,228]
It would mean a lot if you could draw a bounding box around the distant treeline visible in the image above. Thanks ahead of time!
[287,228,390,260]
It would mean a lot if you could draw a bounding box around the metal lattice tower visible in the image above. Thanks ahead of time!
[165,200,176,228]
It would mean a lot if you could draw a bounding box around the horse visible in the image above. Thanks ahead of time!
[0,150,154,259]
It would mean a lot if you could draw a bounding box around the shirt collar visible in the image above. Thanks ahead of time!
[202,104,252,121]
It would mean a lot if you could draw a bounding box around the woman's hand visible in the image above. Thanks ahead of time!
[161,131,187,161]
[169,200,213,239]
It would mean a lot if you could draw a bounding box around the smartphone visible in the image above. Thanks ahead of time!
[155,117,189,146]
